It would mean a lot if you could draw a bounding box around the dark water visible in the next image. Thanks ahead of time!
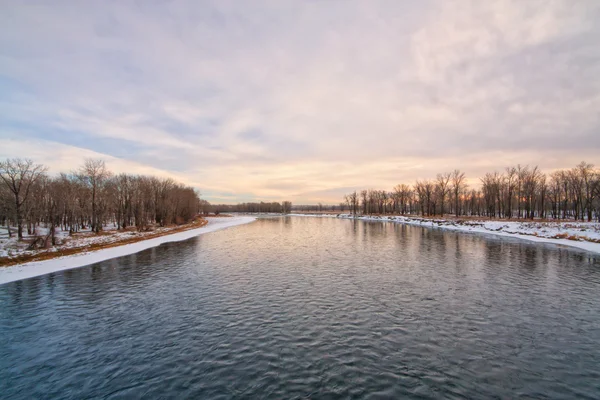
[1,217,600,399]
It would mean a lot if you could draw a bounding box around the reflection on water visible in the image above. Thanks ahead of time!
[1,217,599,399]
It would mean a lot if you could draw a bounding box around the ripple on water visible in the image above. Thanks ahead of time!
[1,216,600,399]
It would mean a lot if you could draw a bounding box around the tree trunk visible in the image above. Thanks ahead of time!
[16,197,23,240]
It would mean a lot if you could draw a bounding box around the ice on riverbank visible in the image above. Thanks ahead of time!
[290,213,600,254]
[0,216,256,285]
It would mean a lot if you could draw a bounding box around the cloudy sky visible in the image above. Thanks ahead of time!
[1,1,599,203]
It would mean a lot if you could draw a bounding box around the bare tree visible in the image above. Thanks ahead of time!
[345,191,358,215]
[516,165,529,219]
[0,158,47,240]
[576,161,596,221]
[360,190,368,215]
[436,173,451,217]
[504,167,517,218]
[78,159,110,233]
[415,180,435,216]
[522,166,541,219]
[395,184,412,215]
[342,161,599,222]
[282,201,292,214]
[450,170,467,217]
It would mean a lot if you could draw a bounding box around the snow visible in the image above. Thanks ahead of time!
[0,223,129,259]
[290,213,600,254]
[0,216,256,285]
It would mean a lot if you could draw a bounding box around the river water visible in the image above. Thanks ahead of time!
[1,217,599,399]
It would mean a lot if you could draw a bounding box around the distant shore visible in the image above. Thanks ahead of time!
[0,216,256,285]
[290,213,600,254]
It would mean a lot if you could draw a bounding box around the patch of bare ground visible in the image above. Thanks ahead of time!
[0,217,208,268]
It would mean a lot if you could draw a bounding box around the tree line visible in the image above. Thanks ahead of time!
[210,201,292,214]
[0,158,206,243]
[343,162,600,221]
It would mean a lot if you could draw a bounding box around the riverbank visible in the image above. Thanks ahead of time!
[0,216,256,285]
[291,213,600,254]
[0,217,209,266]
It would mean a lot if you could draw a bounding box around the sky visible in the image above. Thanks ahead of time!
[1,0,599,204]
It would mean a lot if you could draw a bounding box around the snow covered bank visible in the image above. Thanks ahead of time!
[0,216,256,285]
[290,213,600,254]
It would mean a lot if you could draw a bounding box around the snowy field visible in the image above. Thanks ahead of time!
[291,213,600,254]
[0,224,122,259]
[0,216,256,285]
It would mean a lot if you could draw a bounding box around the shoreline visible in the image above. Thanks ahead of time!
[289,213,600,255]
[0,218,210,267]
[0,216,256,285]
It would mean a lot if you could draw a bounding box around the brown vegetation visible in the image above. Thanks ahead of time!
[1,157,209,247]
[343,162,600,222]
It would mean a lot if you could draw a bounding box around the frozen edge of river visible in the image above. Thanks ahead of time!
[0,216,256,286]
[289,214,600,255]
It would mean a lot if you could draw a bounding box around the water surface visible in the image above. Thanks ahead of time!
[1,217,599,399]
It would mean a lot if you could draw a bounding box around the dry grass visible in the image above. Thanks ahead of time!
[0,217,208,268]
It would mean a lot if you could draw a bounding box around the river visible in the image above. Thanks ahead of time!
[1,216,599,399]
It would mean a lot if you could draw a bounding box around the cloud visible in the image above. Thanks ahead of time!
[0,137,186,181]
[1,0,599,203]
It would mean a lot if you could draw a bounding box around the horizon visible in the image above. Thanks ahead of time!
[1,1,600,204]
